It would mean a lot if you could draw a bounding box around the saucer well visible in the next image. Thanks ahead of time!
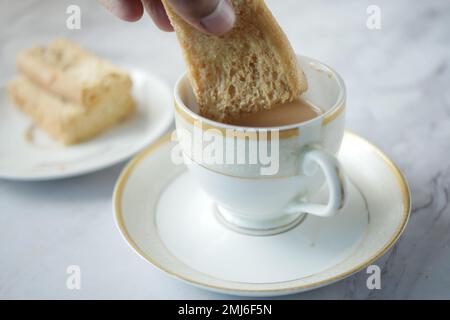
[113,131,410,297]
[0,69,173,180]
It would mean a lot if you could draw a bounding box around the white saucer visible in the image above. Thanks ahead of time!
[0,69,173,180]
[113,131,410,297]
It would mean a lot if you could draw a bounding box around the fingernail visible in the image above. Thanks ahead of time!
[102,0,143,22]
[200,0,235,35]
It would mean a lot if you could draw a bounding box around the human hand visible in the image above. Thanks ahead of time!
[98,0,235,35]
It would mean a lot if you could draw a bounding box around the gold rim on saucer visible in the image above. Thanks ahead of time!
[113,130,410,294]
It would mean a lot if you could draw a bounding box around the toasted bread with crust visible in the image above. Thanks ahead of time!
[162,0,307,122]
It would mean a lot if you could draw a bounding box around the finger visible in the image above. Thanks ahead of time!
[166,0,235,35]
[98,0,144,22]
[142,0,174,32]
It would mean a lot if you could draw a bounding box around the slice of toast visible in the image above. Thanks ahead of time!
[16,38,132,109]
[162,0,307,122]
[8,76,135,145]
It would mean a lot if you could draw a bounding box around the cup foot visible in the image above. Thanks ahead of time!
[214,205,307,236]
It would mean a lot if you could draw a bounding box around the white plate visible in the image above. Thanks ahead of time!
[0,70,173,180]
[113,131,410,297]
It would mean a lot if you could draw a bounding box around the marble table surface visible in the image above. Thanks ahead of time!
[1,0,449,299]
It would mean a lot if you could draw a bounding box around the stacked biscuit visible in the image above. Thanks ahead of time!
[8,39,135,145]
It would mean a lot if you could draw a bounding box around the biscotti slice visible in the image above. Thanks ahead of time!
[8,76,135,145]
[16,38,132,109]
[162,0,308,122]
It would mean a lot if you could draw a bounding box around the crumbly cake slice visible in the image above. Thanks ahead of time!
[16,38,132,109]
[8,75,135,145]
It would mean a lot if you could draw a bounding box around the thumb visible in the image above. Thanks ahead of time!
[165,0,235,35]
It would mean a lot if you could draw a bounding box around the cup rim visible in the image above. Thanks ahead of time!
[174,54,346,131]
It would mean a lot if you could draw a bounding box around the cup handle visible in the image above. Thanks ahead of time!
[284,146,347,217]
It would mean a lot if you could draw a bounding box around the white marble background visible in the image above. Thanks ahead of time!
[0,0,449,299]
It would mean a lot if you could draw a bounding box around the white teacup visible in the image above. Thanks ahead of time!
[173,55,347,235]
